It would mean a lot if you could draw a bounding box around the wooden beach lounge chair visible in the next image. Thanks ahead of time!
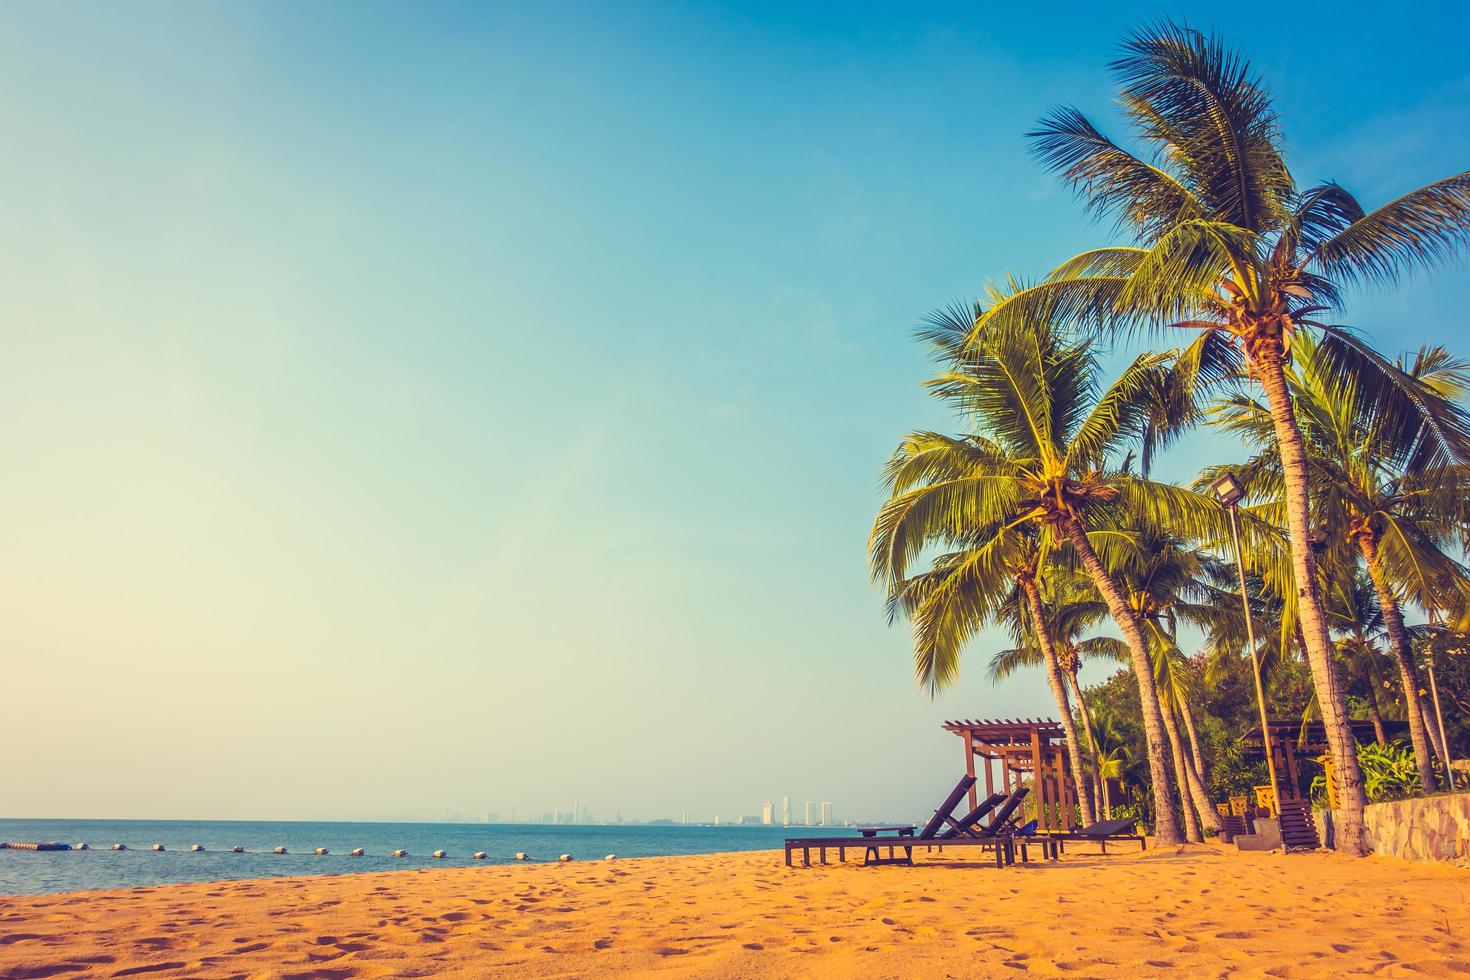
[938,792,1005,839]
[786,775,1019,868]
[1047,817,1147,854]
[949,787,1057,863]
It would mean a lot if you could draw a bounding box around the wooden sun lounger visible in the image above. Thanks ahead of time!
[961,788,1057,863]
[1047,818,1147,853]
[786,775,1009,868]
[939,792,1005,839]
[784,782,1041,869]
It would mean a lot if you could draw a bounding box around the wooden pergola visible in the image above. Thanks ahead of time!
[943,718,1079,832]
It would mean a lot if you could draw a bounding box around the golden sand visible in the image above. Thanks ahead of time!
[2,843,1468,978]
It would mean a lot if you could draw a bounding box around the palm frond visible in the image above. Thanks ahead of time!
[1310,171,1470,287]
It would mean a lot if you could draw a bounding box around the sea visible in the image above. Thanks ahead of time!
[0,819,835,896]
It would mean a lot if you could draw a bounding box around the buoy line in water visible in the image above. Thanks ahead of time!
[1,841,590,862]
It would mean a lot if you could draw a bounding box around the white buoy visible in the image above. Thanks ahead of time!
[393,849,407,858]
[112,844,127,851]
[191,844,205,852]
[314,848,329,856]
[151,844,165,852]
[558,854,572,863]
[273,846,288,855]
[350,848,364,857]
[473,851,487,860]
[604,854,616,861]
[514,852,528,861]
[230,846,245,853]
[433,849,448,859]
[74,843,89,851]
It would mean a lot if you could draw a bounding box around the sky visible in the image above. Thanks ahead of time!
[2,1,1468,824]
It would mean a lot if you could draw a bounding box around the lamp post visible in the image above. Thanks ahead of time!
[1425,613,1457,791]
[1211,471,1282,815]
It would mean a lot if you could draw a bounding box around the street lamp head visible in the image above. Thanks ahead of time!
[1210,471,1245,507]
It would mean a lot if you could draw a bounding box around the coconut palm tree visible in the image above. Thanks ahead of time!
[1327,572,1393,745]
[1087,705,1138,820]
[870,306,1246,844]
[1212,335,1470,793]
[1108,528,1225,837]
[987,569,1128,823]
[965,22,1470,851]
[880,523,1102,826]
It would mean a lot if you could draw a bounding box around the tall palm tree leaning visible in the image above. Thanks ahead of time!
[973,21,1470,852]
[1211,335,1470,792]
[871,307,1244,845]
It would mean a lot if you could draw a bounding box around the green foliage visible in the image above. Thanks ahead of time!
[1310,741,1424,805]
[1208,741,1266,802]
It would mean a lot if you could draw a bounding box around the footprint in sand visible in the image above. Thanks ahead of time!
[594,938,613,949]
[113,962,188,976]
[742,943,764,951]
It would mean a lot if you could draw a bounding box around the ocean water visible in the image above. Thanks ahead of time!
[0,819,834,895]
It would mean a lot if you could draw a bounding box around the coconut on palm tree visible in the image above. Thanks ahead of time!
[966,22,1470,851]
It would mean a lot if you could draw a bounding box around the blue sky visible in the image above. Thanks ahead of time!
[2,2,1467,823]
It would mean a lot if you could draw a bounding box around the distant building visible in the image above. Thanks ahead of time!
[761,801,774,825]
[739,815,761,826]
[820,802,833,826]
[804,801,813,826]
[781,796,791,825]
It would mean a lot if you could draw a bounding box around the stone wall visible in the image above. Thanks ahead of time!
[1362,792,1470,864]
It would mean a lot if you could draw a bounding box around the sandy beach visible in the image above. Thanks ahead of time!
[3,843,1468,979]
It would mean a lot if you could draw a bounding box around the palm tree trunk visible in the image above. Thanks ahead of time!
[1069,671,1108,817]
[1060,514,1184,844]
[1174,700,1221,833]
[1252,350,1369,854]
[1019,578,1099,826]
[1358,535,1437,793]
[1366,693,1387,746]
[1161,702,1203,842]
[1100,776,1113,819]
[1179,697,1208,785]
[1422,702,1448,770]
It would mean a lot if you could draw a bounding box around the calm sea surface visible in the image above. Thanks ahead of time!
[0,820,834,895]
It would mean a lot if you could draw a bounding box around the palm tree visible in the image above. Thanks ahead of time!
[871,307,1242,844]
[1327,572,1393,745]
[967,22,1470,850]
[1109,528,1224,837]
[1087,705,1139,821]
[881,523,1102,826]
[1212,335,1470,793]
[987,569,1128,824]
